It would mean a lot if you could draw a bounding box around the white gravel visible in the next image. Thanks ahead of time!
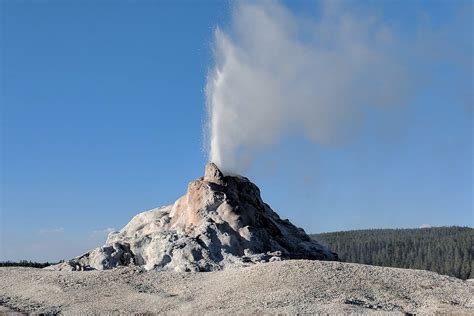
[1,260,472,314]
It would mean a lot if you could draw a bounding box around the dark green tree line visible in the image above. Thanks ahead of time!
[310,226,473,280]
[0,260,63,268]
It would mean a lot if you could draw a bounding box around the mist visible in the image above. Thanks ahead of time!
[205,0,470,174]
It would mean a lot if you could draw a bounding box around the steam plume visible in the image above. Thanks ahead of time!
[205,0,467,174]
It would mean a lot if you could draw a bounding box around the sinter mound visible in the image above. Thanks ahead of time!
[51,163,337,272]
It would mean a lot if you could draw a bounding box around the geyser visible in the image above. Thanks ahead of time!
[206,1,410,174]
[50,163,337,272]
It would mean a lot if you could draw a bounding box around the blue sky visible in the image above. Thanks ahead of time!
[1,0,472,261]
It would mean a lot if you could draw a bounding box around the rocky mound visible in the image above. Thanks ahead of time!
[52,163,337,272]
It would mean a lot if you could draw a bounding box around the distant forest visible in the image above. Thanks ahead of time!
[0,260,62,268]
[311,226,473,280]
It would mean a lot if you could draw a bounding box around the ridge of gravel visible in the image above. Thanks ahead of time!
[0,260,472,314]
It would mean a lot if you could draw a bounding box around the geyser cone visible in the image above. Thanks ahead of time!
[51,163,337,272]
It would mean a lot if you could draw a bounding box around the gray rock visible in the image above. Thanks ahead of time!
[204,162,225,185]
[50,163,337,272]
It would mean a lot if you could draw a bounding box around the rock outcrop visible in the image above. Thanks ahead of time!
[51,163,337,272]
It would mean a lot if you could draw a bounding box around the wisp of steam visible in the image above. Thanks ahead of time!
[205,0,469,174]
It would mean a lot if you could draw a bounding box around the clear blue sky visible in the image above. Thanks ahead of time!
[1,0,472,261]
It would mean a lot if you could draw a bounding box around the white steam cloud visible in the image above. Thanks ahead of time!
[205,0,469,174]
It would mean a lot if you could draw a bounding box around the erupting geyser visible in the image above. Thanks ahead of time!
[206,1,412,174]
[51,163,337,272]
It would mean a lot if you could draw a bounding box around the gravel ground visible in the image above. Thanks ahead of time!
[0,260,472,314]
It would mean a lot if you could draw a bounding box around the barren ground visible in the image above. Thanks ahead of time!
[0,260,472,314]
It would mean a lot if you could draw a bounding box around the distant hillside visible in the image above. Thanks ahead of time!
[310,226,473,280]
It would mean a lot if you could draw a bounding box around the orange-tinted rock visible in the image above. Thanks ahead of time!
[52,163,337,272]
